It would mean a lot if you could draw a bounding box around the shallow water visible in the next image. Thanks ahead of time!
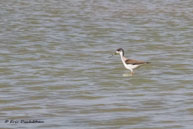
[0,0,193,128]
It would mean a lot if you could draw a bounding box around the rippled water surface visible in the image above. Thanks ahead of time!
[1,0,193,128]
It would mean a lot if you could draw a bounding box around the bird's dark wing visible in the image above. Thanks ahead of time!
[125,59,149,65]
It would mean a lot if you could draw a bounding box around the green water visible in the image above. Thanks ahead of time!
[0,0,193,128]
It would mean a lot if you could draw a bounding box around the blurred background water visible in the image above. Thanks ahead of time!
[0,0,193,128]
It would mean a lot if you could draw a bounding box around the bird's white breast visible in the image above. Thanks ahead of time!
[120,53,140,71]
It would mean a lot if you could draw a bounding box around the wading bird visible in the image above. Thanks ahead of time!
[113,48,150,76]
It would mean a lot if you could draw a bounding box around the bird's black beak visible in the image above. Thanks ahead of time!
[108,52,117,58]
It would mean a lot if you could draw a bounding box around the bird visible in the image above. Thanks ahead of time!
[113,48,150,76]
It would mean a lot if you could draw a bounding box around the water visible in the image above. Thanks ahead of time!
[0,0,193,128]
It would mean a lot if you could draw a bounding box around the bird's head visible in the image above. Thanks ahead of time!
[115,48,124,55]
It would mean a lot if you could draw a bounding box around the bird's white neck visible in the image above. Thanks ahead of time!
[119,52,126,65]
